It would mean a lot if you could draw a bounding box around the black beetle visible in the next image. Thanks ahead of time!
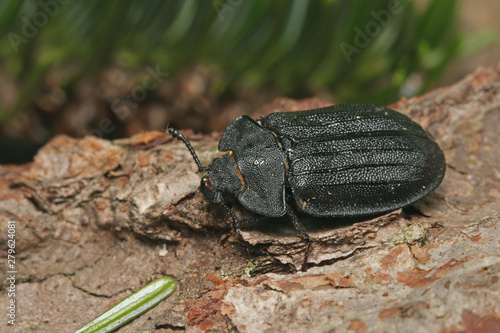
[169,103,445,269]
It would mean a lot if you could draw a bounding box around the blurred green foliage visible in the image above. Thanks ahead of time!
[0,0,491,122]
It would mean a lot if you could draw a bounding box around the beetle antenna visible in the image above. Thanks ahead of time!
[168,128,208,172]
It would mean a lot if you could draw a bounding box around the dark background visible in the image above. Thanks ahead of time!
[0,0,499,164]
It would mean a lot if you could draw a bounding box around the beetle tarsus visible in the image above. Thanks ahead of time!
[219,202,242,246]
[220,232,232,247]
[285,205,312,271]
[301,240,312,272]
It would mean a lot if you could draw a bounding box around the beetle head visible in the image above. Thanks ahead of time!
[168,128,244,204]
[200,153,243,204]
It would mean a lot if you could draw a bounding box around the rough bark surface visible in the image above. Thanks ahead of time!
[1,65,500,332]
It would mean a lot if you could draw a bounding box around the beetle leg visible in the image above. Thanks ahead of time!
[219,209,270,247]
[285,205,312,271]
[237,216,266,227]
[220,202,241,234]
[219,202,241,246]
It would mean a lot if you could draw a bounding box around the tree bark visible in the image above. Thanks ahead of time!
[1,65,500,332]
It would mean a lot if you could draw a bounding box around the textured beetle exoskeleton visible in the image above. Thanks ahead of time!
[169,103,446,270]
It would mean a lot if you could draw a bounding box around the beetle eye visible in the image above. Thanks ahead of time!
[201,175,222,203]
[201,176,214,191]
[202,176,213,191]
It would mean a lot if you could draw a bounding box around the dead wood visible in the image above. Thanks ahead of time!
[1,65,500,332]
